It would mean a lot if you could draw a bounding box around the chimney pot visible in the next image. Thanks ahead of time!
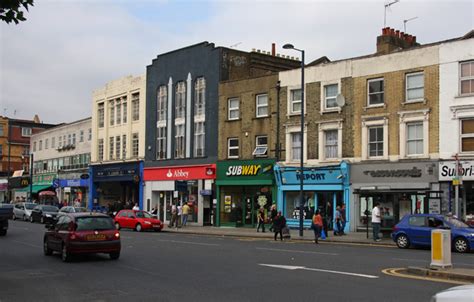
[390,28,395,36]
[395,30,400,38]
[413,36,417,44]
[272,43,276,56]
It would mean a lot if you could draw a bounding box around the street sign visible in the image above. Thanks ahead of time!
[80,174,90,180]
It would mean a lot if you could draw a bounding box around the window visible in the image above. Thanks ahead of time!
[0,145,2,156]
[291,132,301,161]
[132,93,140,121]
[406,73,424,102]
[460,61,474,95]
[58,136,62,148]
[409,216,425,227]
[368,126,384,157]
[194,121,205,157]
[195,78,205,116]
[21,127,32,137]
[80,130,84,142]
[367,78,384,106]
[72,133,76,145]
[98,103,104,128]
[228,98,239,120]
[324,130,338,158]
[116,99,121,125]
[115,136,121,159]
[122,98,128,123]
[88,128,92,141]
[39,140,43,151]
[0,126,3,136]
[157,86,167,122]
[228,138,239,158]
[324,84,338,109]
[45,138,49,150]
[51,137,55,148]
[406,122,423,155]
[256,94,268,117]
[290,89,302,114]
[253,136,268,157]
[175,82,186,119]
[175,124,185,158]
[461,119,474,152]
[122,134,127,159]
[132,133,139,157]
[109,100,115,126]
[156,127,167,159]
[109,137,114,160]
[99,139,105,160]
[22,147,29,156]
[68,134,72,145]
[33,142,36,152]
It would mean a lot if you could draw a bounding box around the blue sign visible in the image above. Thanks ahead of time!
[59,179,89,188]
[200,190,212,196]
[52,178,60,188]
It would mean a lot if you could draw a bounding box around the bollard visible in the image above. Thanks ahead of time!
[430,229,452,269]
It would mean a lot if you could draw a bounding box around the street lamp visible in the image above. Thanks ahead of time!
[283,43,305,237]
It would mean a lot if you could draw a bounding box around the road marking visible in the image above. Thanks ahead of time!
[154,239,219,246]
[118,265,161,277]
[259,264,379,279]
[9,226,29,230]
[10,240,42,248]
[382,268,471,285]
[392,258,474,267]
[256,247,338,256]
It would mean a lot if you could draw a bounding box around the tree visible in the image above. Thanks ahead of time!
[0,0,34,24]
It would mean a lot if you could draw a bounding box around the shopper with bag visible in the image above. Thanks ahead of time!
[273,211,286,241]
[311,210,323,244]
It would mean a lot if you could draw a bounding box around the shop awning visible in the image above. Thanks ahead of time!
[15,185,52,193]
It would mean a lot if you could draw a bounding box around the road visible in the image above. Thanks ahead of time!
[0,220,472,302]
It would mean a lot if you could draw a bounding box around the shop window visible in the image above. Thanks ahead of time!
[460,60,474,95]
[367,78,384,106]
[461,119,474,152]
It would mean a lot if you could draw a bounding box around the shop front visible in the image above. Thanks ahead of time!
[57,178,89,207]
[351,161,439,232]
[143,164,216,226]
[89,162,143,211]
[274,161,351,232]
[216,159,276,227]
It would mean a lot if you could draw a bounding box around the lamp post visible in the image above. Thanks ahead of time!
[283,43,305,237]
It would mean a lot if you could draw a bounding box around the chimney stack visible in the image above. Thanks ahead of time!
[377,27,420,55]
[272,43,276,56]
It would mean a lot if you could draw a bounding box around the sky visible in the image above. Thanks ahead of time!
[0,0,472,124]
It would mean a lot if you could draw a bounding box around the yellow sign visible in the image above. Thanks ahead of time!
[226,165,261,176]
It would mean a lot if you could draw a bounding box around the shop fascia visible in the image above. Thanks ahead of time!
[143,164,216,182]
[439,160,474,181]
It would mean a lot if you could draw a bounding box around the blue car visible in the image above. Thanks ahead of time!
[391,214,474,253]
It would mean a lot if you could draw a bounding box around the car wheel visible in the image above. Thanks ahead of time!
[396,234,410,249]
[109,252,120,260]
[61,244,71,262]
[43,240,53,256]
[115,222,121,230]
[453,237,469,253]
[40,216,44,224]
[30,216,34,223]
[23,215,26,221]
[135,223,142,232]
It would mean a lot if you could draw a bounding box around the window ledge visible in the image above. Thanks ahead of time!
[363,104,386,111]
[321,108,341,115]
[227,157,239,160]
[254,115,270,120]
[226,118,242,122]
[455,93,474,99]
[402,98,427,106]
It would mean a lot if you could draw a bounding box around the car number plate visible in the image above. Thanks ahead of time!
[86,234,106,241]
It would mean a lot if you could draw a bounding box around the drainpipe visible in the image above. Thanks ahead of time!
[7,121,12,202]
[275,80,281,161]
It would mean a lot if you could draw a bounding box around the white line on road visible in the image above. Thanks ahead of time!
[392,258,474,267]
[256,247,338,256]
[259,264,379,279]
[154,239,219,246]
[9,226,29,230]
[10,240,42,248]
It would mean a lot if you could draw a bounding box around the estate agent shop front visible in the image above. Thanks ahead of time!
[274,161,351,232]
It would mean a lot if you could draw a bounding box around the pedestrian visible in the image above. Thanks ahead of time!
[334,206,342,236]
[269,204,277,232]
[312,210,323,244]
[132,203,139,211]
[169,204,177,228]
[372,202,382,242]
[272,211,286,241]
[256,207,265,233]
[340,203,347,235]
[177,203,182,228]
[182,203,190,226]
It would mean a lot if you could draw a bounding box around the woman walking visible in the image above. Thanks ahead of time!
[272,211,286,241]
[256,208,265,233]
[312,210,323,244]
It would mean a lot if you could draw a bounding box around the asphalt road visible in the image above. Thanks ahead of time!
[1,220,473,302]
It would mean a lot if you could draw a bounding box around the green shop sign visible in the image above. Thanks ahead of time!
[217,159,275,181]
[33,173,57,185]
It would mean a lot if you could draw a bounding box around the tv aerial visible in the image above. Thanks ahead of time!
[403,16,418,32]
[384,0,400,27]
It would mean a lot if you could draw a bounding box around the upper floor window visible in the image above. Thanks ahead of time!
[51,137,55,148]
[406,122,424,156]
[156,127,167,160]
[228,98,239,120]
[68,134,72,145]
[115,136,121,159]
[324,130,338,159]
[195,78,206,116]
[33,141,37,152]
[98,103,104,128]
[256,94,268,117]
[132,133,139,157]
[116,99,122,125]
[228,138,239,159]
[88,128,92,141]
[122,134,127,159]
[109,100,115,126]
[122,97,128,123]
[194,121,205,157]
[0,126,3,136]
[45,138,49,150]
[157,86,167,122]
[460,61,474,95]
[39,140,43,151]
[22,146,29,156]
[132,93,140,121]
[367,78,384,106]
[461,119,474,152]
[98,139,104,161]
[109,137,114,160]
[72,133,76,145]
[406,73,424,102]
[253,136,268,157]
[175,82,186,119]
[290,132,301,161]
[290,89,302,114]
[80,130,84,142]
[324,84,338,109]
[21,127,32,137]
[175,124,185,158]
[368,126,384,157]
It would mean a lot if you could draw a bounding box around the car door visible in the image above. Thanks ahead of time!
[31,206,40,222]
[49,216,65,251]
[127,211,137,229]
[406,216,428,245]
[13,204,21,217]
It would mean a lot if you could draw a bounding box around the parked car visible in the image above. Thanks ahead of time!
[114,210,163,232]
[391,214,474,253]
[43,212,121,262]
[0,203,13,236]
[30,205,59,224]
[58,206,88,216]
[431,284,474,302]
[13,202,36,221]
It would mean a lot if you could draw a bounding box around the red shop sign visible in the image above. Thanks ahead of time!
[144,164,216,181]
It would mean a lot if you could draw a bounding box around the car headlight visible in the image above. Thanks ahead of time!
[45,214,52,218]
[144,221,151,224]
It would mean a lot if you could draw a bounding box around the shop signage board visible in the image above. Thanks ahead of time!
[352,162,437,184]
[32,173,57,185]
[217,159,275,181]
[439,161,474,181]
[429,199,441,214]
[144,164,216,181]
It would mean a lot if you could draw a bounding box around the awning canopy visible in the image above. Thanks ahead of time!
[15,185,52,194]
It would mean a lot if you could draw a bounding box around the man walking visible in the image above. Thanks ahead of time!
[372,202,381,242]
[340,203,346,235]
[182,203,190,227]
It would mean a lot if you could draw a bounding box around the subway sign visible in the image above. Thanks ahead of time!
[226,165,262,176]
[217,160,275,179]
[439,161,474,181]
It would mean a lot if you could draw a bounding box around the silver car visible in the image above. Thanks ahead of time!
[13,202,37,221]
[57,206,88,216]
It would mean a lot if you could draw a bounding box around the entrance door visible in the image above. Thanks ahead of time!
[243,196,255,226]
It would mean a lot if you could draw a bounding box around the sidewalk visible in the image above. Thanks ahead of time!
[162,225,396,246]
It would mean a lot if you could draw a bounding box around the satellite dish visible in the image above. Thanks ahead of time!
[336,94,346,107]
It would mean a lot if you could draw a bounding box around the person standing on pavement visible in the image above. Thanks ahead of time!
[312,210,323,244]
[272,211,286,241]
[177,203,183,228]
[372,202,382,242]
[269,204,277,232]
[132,203,139,211]
[334,206,342,236]
[169,203,177,228]
[256,207,265,233]
[340,204,347,235]
[182,203,190,227]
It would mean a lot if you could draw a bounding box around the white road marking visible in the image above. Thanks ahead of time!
[392,258,474,267]
[154,239,219,246]
[259,264,379,279]
[256,247,338,256]
[9,226,29,230]
[10,240,42,248]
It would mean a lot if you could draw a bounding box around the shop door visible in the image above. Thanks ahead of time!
[243,196,255,226]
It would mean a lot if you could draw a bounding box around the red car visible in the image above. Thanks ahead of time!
[114,210,163,232]
[43,212,121,262]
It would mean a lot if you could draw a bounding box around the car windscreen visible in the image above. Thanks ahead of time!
[75,217,115,231]
[74,207,88,213]
[42,206,59,212]
[445,216,469,228]
[136,211,152,218]
[25,203,36,210]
